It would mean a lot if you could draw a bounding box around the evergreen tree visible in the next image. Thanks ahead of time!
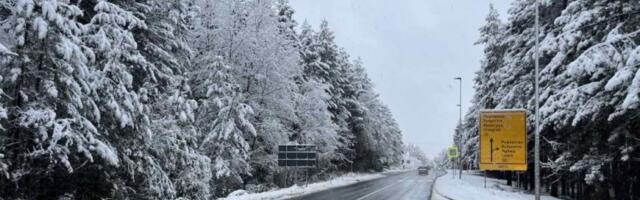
[464,0,640,198]
[0,0,117,198]
[0,0,408,198]
[457,4,507,168]
[292,79,340,170]
[190,56,256,196]
[308,20,355,170]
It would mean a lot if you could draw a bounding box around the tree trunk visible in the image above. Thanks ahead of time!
[550,180,558,196]
[529,167,535,191]
[560,177,567,197]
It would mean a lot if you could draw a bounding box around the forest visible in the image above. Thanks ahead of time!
[455,0,640,199]
[0,0,416,199]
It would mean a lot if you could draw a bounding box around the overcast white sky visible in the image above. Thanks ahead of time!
[289,0,512,157]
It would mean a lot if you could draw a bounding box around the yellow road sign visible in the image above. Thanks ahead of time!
[447,146,459,159]
[479,110,527,171]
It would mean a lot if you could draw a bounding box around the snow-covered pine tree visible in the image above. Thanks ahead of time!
[143,79,210,199]
[293,79,340,171]
[0,0,409,198]
[144,0,213,198]
[284,6,346,175]
[534,0,640,198]
[276,0,298,48]
[0,0,120,198]
[457,4,507,169]
[190,55,256,196]
[208,0,304,191]
[361,96,404,169]
[466,0,640,198]
[189,1,251,195]
[304,20,356,170]
[474,4,506,110]
[346,58,400,171]
[0,3,15,194]
[0,43,8,181]
[338,54,374,171]
[299,20,322,81]
[190,0,301,194]
[83,1,175,199]
[85,0,207,198]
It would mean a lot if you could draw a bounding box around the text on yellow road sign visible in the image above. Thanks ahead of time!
[479,110,527,171]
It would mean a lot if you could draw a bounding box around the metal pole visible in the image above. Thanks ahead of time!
[459,78,462,179]
[534,1,541,199]
[517,172,521,189]
[351,162,354,176]
[305,169,309,187]
[451,158,455,179]
[484,171,487,188]
[455,77,462,179]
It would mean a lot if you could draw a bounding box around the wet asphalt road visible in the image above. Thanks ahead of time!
[290,170,435,200]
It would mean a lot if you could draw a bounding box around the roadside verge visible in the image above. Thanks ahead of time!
[221,169,412,200]
[429,170,452,200]
[430,170,560,200]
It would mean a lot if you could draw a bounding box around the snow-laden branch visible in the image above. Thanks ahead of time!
[0,43,17,56]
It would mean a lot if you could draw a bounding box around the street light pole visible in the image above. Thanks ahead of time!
[534,1,541,200]
[454,77,462,179]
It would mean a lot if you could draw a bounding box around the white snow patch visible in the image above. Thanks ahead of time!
[50,119,70,148]
[33,17,48,39]
[41,0,58,21]
[431,170,560,200]
[227,190,249,197]
[0,43,17,56]
[620,47,640,110]
[19,107,56,127]
[16,0,35,17]
[91,140,119,166]
[43,80,58,97]
[220,172,386,200]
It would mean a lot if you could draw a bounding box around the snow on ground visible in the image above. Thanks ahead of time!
[382,167,417,174]
[431,170,560,200]
[220,172,389,200]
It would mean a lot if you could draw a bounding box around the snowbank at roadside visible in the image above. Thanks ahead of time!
[381,167,417,174]
[220,172,386,200]
[431,170,560,200]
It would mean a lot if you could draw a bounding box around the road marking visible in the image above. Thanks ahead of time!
[355,175,411,200]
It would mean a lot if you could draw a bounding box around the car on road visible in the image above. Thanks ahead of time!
[418,166,430,175]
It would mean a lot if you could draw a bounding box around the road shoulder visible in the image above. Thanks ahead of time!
[431,170,560,200]
[221,170,412,200]
[428,170,449,200]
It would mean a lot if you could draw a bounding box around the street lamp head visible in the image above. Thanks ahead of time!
[454,77,462,80]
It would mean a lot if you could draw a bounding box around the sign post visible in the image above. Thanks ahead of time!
[534,1,542,199]
[447,146,459,178]
[277,144,318,186]
[447,146,459,159]
[277,144,318,168]
[479,110,527,171]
